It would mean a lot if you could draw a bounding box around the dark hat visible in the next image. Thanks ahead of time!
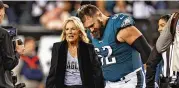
[0,1,9,9]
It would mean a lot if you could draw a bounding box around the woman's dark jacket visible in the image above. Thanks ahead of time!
[46,40,104,88]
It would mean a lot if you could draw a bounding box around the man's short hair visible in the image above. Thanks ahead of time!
[77,4,99,23]
[0,1,9,9]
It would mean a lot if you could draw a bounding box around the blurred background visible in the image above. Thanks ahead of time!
[2,1,178,88]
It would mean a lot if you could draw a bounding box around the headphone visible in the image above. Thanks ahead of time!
[170,12,179,41]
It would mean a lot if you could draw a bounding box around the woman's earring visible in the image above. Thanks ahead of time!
[79,34,82,37]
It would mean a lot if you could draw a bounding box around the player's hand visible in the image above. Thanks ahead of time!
[15,39,25,55]
[143,64,147,70]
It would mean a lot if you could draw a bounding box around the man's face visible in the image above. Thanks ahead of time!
[0,8,5,24]
[84,15,103,39]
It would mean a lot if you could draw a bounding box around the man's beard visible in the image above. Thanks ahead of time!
[98,20,105,40]
[90,20,105,40]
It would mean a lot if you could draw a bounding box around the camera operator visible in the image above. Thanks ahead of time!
[0,1,25,88]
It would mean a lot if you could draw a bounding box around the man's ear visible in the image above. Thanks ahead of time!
[96,11,102,21]
[84,15,91,21]
[84,15,93,27]
[96,11,102,17]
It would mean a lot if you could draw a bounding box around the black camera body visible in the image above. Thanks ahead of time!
[11,72,26,88]
[2,26,23,50]
[2,26,17,37]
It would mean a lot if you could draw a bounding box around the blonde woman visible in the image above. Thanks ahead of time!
[46,17,104,88]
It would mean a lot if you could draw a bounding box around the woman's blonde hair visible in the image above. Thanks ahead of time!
[60,16,89,43]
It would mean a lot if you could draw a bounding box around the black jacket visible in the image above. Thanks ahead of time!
[46,40,104,88]
[0,27,20,88]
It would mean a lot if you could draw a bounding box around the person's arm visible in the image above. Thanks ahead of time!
[146,47,163,88]
[46,43,58,88]
[117,26,151,64]
[1,29,20,70]
[156,17,173,53]
[88,44,104,88]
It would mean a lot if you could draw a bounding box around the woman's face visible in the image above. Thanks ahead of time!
[65,21,80,43]
[158,19,167,33]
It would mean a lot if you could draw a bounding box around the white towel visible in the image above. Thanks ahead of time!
[171,19,179,72]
